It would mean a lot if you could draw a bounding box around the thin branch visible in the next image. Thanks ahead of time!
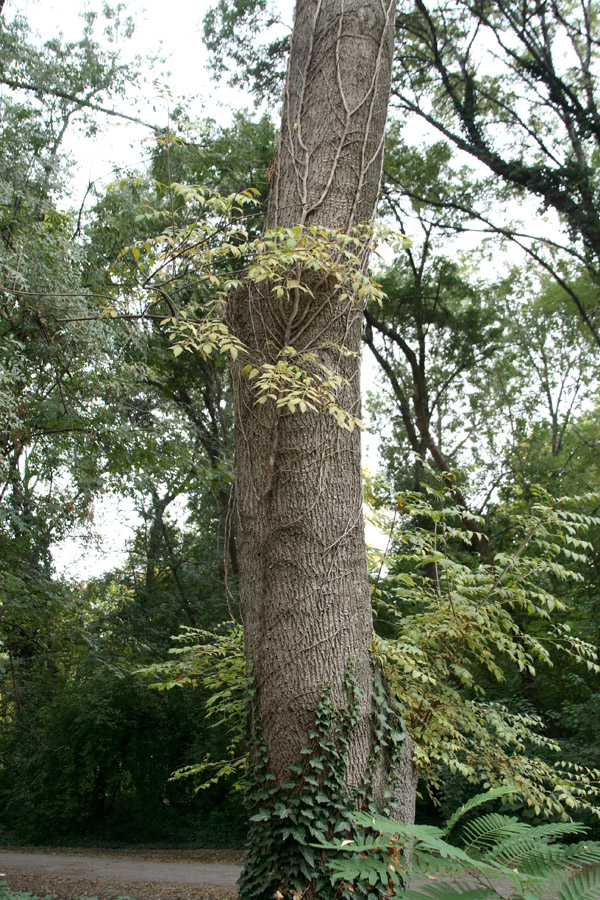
[0,76,159,131]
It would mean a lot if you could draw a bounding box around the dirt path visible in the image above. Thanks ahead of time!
[0,848,513,899]
[0,849,241,900]
[0,850,242,886]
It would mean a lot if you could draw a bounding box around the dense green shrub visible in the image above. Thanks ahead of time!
[0,667,245,844]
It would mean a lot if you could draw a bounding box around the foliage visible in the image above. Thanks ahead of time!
[151,111,277,210]
[392,0,600,348]
[0,13,253,846]
[0,890,48,900]
[0,2,155,586]
[141,625,247,791]
[0,6,140,198]
[0,4,140,572]
[367,470,600,819]
[363,241,504,497]
[471,268,600,498]
[320,787,600,899]
[202,0,600,351]
[238,672,406,900]
[0,889,133,900]
[143,633,409,897]
[367,171,599,508]
[145,473,600,830]
[121,173,408,430]
[0,564,247,844]
[1,0,600,862]
[202,0,289,101]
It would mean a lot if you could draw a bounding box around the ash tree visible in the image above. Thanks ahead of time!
[222,0,417,895]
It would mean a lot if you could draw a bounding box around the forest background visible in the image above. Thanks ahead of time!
[1,0,600,853]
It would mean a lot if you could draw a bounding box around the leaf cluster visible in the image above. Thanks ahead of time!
[367,470,600,819]
[202,0,289,102]
[134,205,408,431]
[140,624,247,791]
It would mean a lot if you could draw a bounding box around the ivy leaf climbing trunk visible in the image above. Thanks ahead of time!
[227,1,415,894]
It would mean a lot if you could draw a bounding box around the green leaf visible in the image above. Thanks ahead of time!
[249,809,270,822]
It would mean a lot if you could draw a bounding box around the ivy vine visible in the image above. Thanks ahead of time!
[237,666,408,900]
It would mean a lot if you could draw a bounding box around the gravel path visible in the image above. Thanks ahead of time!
[0,851,241,887]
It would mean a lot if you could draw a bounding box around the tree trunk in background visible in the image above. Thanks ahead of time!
[228,0,415,860]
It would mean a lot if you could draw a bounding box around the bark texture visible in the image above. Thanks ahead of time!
[268,0,395,231]
[228,0,408,800]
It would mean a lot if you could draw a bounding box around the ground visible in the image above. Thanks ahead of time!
[0,847,242,900]
[0,845,511,898]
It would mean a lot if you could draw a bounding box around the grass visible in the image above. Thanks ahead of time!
[0,890,136,900]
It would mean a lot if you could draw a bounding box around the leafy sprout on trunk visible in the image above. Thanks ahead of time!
[117,174,409,431]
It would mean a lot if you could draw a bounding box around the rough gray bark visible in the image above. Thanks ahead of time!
[390,737,418,823]
[228,0,416,814]
[267,0,395,231]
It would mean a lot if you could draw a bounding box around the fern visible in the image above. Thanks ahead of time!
[555,866,600,900]
[459,813,529,852]
[317,790,600,898]
[400,888,502,900]
[444,788,516,835]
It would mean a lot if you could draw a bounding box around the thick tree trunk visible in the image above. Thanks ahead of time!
[229,0,415,818]
[267,0,396,232]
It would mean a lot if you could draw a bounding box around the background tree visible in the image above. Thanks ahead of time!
[0,7,247,846]
[392,0,600,348]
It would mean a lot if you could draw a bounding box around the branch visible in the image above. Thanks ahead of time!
[0,76,159,132]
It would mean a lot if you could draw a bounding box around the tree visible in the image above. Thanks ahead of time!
[363,247,502,562]
[222,1,416,895]
[392,0,600,349]
[0,9,239,846]
[202,0,600,350]
[0,5,142,707]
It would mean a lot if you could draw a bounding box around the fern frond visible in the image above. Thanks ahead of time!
[552,839,600,870]
[401,884,500,900]
[410,851,479,879]
[444,787,515,835]
[459,812,529,851]
[463,815,585,854]
[355,812,444,840]
[510,840,600,876]
[554,864,600,900]
[512,820,588,843]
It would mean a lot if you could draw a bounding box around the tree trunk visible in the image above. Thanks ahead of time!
[227,0,416,893]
